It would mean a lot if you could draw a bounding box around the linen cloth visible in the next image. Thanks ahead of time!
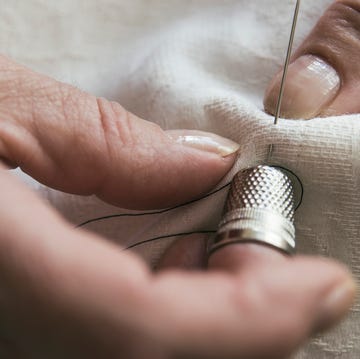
[2,0,359,357]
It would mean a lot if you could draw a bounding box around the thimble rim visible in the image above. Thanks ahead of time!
[208,236,295,257]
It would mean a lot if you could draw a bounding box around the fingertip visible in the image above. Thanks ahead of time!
[264,0,360,120]
[314,276,357,333]
[264,56,341,120]
[277,256,356,335]
[209,243,356,336]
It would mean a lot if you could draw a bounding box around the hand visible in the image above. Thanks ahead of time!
[0,168,355,359]
[0,55,238,209]
[264,0,360,119]
[0,23,356,359]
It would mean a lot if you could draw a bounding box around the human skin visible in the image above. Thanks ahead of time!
[0,0,358,358]
[264,0,360,119]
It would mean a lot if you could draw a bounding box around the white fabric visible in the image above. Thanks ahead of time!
[2,0,359,357]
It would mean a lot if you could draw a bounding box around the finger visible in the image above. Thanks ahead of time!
[0,167,155,357]
[264,0,360,119]
[0,56,239,209]
[209,242,288,273]
[209,244,355,335]
[0,167,355,358]
[149,244,356,359]
[156,233,209,271]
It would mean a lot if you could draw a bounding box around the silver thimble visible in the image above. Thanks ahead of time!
[209,165,298,256]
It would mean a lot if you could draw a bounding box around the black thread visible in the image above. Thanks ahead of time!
[76,182,231,228]
[76,167,304,252]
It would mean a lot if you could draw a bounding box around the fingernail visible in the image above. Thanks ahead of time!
[315,279,357,332]
[264,55,340,119]
[166,130,240,157]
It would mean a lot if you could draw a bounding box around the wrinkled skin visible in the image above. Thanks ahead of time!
[0,1,359,358]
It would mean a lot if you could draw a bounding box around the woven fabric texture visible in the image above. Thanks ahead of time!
[5,0,359,357]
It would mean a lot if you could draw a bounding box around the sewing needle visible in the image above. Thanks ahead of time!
[268,0,301,162]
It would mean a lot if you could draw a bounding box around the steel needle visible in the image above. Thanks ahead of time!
[268,0,301,162]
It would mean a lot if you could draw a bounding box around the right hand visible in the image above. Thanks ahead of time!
[264,0,360,120]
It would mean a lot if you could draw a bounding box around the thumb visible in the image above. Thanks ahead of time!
[207,244,356,348]
[150,243,357,359]
[264,0,360,119]
[0,55,239,209]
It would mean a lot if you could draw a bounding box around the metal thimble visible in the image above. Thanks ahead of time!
[209,165,299,256]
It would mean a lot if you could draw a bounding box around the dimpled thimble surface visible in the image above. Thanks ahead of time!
[210,166,296,255]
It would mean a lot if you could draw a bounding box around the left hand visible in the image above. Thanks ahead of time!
[0,55,238,209]
[0,166,355,359]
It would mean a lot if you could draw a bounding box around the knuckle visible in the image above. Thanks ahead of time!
[334,0,360,12]
[330,0,360,34]
[322,0,360,39]
[298,0,360,79]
